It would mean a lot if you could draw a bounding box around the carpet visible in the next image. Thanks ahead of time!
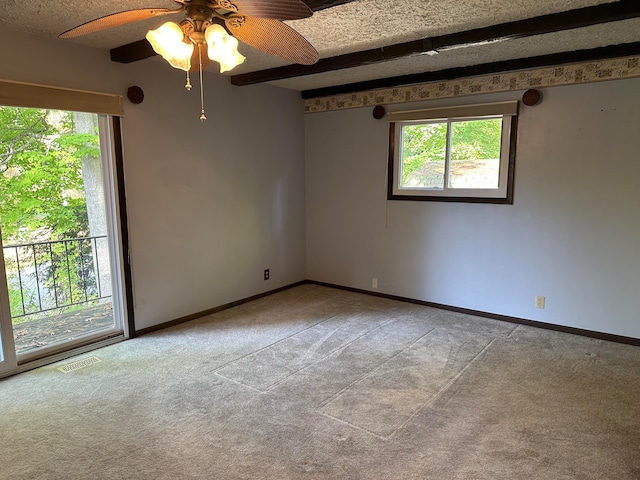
[0,284,638,479]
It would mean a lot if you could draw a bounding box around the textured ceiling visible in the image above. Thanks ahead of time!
[0,0,638,91]
[272,17,640,91]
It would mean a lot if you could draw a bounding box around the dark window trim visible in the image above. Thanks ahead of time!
[111,116,136,337]
[387,116,518,204]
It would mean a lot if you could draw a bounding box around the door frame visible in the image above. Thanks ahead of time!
[0,111,131,375]
[0,229,18,375]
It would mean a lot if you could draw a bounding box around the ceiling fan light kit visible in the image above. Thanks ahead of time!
[146,21,194,71]
[146,21,245,74]
[60,0,319,121]
[205,24,246,73]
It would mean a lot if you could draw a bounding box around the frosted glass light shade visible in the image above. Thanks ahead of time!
[205,24,246,73]
[146,22,194,71]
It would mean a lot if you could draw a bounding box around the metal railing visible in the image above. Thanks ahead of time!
[2,235,112,319]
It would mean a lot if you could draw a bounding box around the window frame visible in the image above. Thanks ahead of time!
[387,102,518,204]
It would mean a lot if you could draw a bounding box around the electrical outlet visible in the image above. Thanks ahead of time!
[264,269,270,280]
[535,296,545,309]
[372,278,378,289]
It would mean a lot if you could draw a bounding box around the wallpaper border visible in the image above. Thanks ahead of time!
[303,55,640,113]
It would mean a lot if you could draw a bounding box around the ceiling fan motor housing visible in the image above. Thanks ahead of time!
[183,0,235,43]
[186,3,215,22]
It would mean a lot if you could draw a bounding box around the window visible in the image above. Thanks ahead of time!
[387,101,518,203]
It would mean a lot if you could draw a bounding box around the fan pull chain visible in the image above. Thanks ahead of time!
[185,71,192,91]
[198,45,206,122]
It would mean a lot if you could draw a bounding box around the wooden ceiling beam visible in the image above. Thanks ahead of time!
[110,40,156,64]
[230,0,640,86]
[109,0,355,64]
[301,42,640,99]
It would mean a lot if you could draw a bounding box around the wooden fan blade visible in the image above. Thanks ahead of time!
[228,0,312,20]
[60,8,184,39]
[225,15,319,65]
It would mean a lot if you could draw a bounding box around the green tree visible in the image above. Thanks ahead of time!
[401,122,446,182]
[450,118,501,160]
[0,107,98,242]
[1,107,102,321]
[400,118,502,183]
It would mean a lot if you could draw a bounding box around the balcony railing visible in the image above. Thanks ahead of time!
[2,235,112,319]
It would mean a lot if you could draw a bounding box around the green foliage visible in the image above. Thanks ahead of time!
[7,280,39,321]
[450,118,502,160]
[401,123,446,183]
[1,107,101,319]
[45,239,99,307]
[0,107,98,242]
[5,239,99,323]
[400,118,502,183]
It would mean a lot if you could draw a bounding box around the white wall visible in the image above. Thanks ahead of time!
[0,28,306,330]
[305,78,640,339]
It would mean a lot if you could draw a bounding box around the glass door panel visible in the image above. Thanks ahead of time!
[0,107,123,361]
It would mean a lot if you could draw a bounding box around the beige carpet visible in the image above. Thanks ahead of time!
[0,284,638,479]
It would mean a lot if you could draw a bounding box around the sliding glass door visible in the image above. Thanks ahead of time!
[0,107,125,369]
[0,243,17,375]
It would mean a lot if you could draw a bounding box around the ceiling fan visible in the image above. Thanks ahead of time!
[60,0,319,120]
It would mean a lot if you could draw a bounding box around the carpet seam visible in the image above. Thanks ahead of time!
[317,411,389,440]
[507,324,522,338]
[212,312,398,393]
[316,326,438,410]
[211,301,346,374]
[259,314,400,393]
[212,372,265,394]
[212,312,342,374]
[387,336,500,440]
